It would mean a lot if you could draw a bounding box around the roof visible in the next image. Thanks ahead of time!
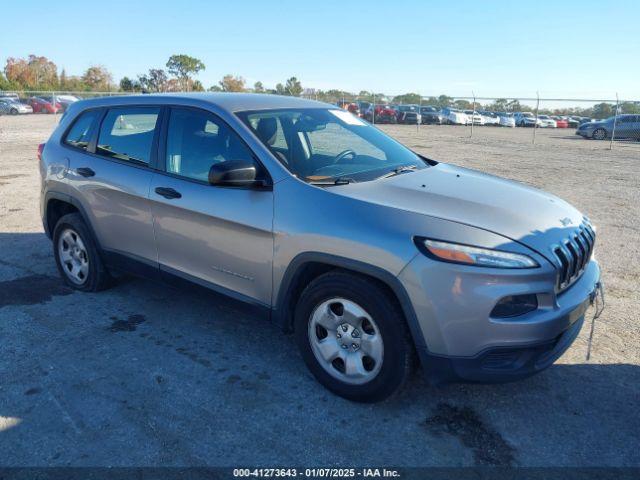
[74,92,332,112]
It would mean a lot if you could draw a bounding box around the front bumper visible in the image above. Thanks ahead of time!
[398,253,602,383]
[419,300,591,384]
[576,129,592,137]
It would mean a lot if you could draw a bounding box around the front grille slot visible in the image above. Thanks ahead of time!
[553,221,596,292]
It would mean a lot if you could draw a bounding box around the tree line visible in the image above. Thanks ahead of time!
[1,53,637,117]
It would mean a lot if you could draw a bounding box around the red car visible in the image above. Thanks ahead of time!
[29,97,62,114]
[553,117,569,128]
[372,105,398,124]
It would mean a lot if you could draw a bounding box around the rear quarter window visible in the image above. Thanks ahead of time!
[64,109,101,150]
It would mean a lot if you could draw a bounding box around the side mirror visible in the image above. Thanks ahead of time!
[208,160,270,188]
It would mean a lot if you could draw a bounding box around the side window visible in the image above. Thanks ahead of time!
[96,107,160,164]
[166,108,257,182]
[246,114,288,150]
[64,110,101,150]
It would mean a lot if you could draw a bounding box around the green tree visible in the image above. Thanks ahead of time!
[119,76,134,92]
[453,99,473,110]
[4,55,58,90]
[506,99,525,112]
[392,93,421,104]
[592,103,614,119]
[82,65,112,91]
[285,77,303,96]
[485,98,509,112]
[620,102,640,114]
[191,80,205,92]
[275,83,286,95]
[166,54,205,91]
[138,69,168,93]
[219,74,246,92]
[208,85,223,92]
[253,81,265,93]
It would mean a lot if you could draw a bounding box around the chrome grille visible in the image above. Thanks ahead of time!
[553,221,596,292]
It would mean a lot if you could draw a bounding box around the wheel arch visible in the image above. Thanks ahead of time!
[43,192,102,250]
[273,252,427,351]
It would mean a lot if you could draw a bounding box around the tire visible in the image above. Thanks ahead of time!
[10,108,18,115]
[294,271,414,402]
[52,213,112,292]
[592,128,607,140]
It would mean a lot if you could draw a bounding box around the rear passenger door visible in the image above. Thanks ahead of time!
[65,106,160,270]
[149,106,274,306]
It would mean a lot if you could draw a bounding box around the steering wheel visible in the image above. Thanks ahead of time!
[332,149,356,165]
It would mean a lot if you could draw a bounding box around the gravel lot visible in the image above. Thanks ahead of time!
[0,114,638,468]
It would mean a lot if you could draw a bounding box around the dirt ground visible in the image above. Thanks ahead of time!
[0,114,638,468]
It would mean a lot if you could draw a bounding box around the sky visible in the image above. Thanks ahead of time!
[1,0,638,100]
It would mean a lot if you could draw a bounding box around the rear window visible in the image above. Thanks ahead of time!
[96,107,160,164]
[64,109,101,150]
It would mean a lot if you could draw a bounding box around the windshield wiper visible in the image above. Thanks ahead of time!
[376,164,418,180]
[308,176,354,186]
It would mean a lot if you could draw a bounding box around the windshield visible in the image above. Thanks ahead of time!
[237,108,427,184]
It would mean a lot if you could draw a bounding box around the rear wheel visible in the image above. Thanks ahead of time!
[53,213,112,291]
[294,272,413,402]
[10,108,18,115]
[593,128,607,140]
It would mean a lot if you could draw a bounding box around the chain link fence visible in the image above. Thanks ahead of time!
[2,89,639,149]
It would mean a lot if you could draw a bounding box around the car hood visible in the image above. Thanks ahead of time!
[339,163,584,257]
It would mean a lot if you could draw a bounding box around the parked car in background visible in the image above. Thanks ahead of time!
[463,110,485,125]
[0,92,20,103]
[478,111,500,126]
[552,116,569,128]
[496,112,516,128]
[537,115,557,128]
[565,117,580,128]
[395,105,419,122]
[29,96,62,114]
[0,98,33,115]
[420,106,444,124]
[373,105,398,124]
[514,112,542,127]
[55,95,80,112]
[441,107,468,125]
[398,111,421,125]
[357,101,371,116]
[576,114,640,140]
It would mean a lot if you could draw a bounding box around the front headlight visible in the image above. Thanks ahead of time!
[418,238,539,269]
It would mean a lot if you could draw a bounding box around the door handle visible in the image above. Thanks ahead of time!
[76,167,95,177]
[155,187,182,199]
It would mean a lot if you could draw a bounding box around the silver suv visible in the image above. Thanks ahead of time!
[39,94,602,402]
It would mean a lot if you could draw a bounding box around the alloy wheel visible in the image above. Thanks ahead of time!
[593,128,606,140]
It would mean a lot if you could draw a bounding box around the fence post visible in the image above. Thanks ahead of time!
[533,91,539,144]
[609,93,619,150]
[470,91,475,138]
[417,93,421,134]
[372,93,375,125]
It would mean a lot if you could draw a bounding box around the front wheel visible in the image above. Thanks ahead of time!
[294,272,413,402]
[592,128,607,140]
[10,108,18,115]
